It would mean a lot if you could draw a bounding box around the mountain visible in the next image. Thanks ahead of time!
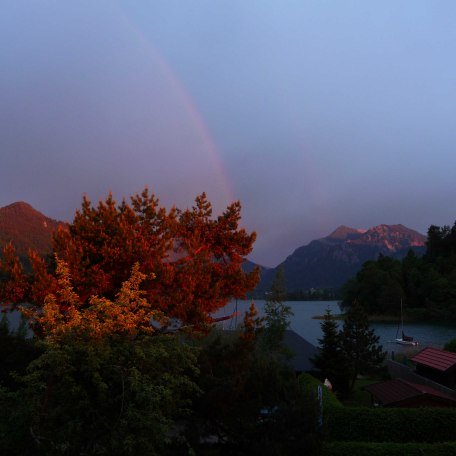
[242,259,271,274]
[0,203,427,296]
[257,224,426,294]
[0,202,63,258]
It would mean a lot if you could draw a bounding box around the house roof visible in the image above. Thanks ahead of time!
[283,329,318,373]
[217,328,318,373]
[411,347,456,372]
[365,379,456,406]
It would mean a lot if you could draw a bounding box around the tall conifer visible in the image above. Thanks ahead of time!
[312,308,347,393]
[263,266,292,351]
[341,301,385,391]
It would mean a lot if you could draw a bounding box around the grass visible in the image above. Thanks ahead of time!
[341,377,384,407]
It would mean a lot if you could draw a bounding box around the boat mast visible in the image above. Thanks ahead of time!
[400,299,404,334]
[396,299,404,339]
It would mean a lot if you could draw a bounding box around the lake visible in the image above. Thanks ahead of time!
[6,300,456,355]
[216,300,456,355]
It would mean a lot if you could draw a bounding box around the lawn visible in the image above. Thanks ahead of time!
[341,377,383,407]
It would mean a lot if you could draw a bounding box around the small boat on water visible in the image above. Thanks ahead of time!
[395,300,419,346]
[396,331,419,346]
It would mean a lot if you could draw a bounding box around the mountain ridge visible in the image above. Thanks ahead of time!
[0,202,427,293]
[255,223,426,294]
[327,225,366,240]
[0,201,63,258]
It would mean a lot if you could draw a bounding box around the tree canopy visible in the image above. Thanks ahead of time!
[340,301,385,392]
[311,309,347,393]
[263,266,293,351]
[313,304,385,397]
[0,189,259,331]
[0,191,324,454]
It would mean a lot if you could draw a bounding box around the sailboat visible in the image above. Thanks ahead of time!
[395,299,418,346]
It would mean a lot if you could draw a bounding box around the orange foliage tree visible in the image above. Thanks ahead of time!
[0,189,259,332]
[21,259,165,342]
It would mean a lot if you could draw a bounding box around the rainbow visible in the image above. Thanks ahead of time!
[112,5,235,205]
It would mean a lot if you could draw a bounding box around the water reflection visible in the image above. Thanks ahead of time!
[216,300,456,352]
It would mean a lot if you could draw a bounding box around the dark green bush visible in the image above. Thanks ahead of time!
[324,441,456,456]
[298,373,342,412]
[326,406,456,443]
[190,334,321,455]
[0,334,200,456]
[444,337,456,352]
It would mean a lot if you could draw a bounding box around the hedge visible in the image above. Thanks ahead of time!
[326,406,456,443]
[323,442,456,456]
[298,374,456,445]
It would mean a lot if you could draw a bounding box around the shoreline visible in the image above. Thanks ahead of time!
[312,313,456,324]
[312,313,425,322]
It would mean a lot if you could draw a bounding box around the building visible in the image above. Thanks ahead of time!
[365,378,456,408]
[218,328,318,373]
[411,347,456,389]
[282,329,318,373]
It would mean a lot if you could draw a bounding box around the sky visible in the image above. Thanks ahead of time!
[1,1,456,267]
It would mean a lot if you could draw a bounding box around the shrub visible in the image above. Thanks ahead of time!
[298,374,342,412]
[323,441,456,456]
[191,333,321,455]
[0,334,200,455]
[444,338,456,353]
[326,406,456,443]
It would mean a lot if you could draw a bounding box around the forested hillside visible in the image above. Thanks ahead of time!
[342,222,456,320]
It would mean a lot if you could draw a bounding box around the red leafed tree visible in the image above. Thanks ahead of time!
[0,188,259,328]
[0,242,29,305]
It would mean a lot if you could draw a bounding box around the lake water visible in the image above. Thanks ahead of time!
[6,300,456,355]
[216,300,456,355]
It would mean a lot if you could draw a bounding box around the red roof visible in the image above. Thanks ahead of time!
[365,379,456,406]
[411,347,456,372]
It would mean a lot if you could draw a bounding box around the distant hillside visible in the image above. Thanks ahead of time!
[257,224,426,294]
[0,202,63,258]
[242,259,270,274]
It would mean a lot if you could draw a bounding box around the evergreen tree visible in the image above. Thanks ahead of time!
[0,313,41,390]
[263,266,292,351]
[241,300,263,342]
[311,308,347,394]
[15,314,28,339]
[341,255,403,315]
[192,326,319,454]
[340,301,385,392]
